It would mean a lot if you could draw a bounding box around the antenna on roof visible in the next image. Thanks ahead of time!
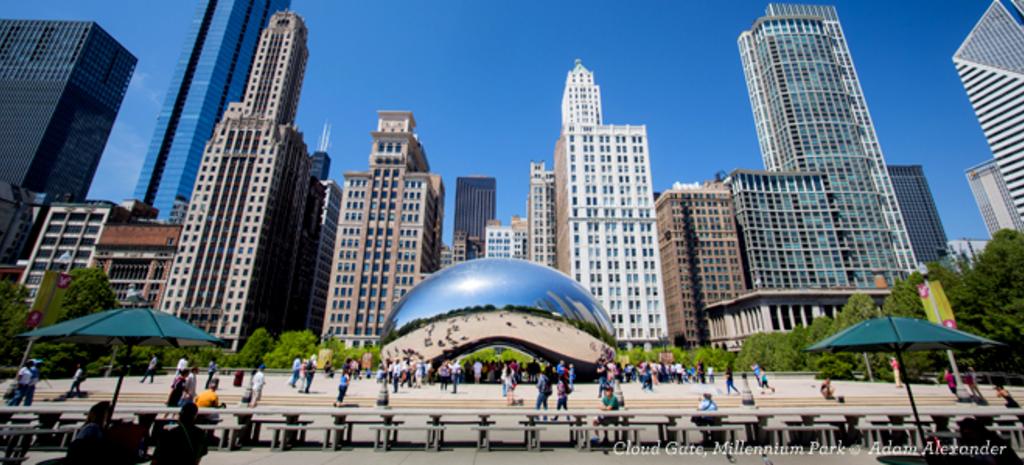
[318,121,331,152]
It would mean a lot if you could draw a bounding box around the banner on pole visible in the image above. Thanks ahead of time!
[26,271,72,329]
[917,280,956,329]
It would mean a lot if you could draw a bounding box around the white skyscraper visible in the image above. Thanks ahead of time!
[966,159,1024,235]
[554,60,667,345]
[955,0,1024,226]
[527,161,556,268]
[484,217,528,259]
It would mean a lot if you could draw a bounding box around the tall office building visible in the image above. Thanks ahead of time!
[887,165,949,263]
[0,182,42,265]
[966,159,1024,235]
[484,216,528,259]
[554,60,667,344]
[655,181,747,347]
[161,12,320,347]
[527,161,557,268]
[134,0,290,219]
[739,4,916,287]
[323,111,444,346]
[306,179,341,334]
[954,0,1024,227]
[310,123,332,180]
[454,176,495,243]
[726,170,847,289]
[0,20,136,202]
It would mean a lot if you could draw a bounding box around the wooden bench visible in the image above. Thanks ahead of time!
[369,425,444,451]
[669,424,745,445]
[266,424,348,451]
[763,424,838,447]
[859,424,924,448]
[569,425,646,450]
[471,426,545,451]
[196,424,245,450]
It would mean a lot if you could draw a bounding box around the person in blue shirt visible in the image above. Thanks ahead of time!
[556,360,565,377]
[334,369,349,407]
[693,393,718,427]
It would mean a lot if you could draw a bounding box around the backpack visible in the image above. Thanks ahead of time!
[542,377,552,396]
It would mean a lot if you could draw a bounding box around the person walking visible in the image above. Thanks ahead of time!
[505,367,518,406]
[568,364,576,390]
[751,364,763,389]
[450,360,462,394]
[289,357,302,388]
[166,370,187,407]
[303,356,316,394]
[944,369,957,396]
[176,357,188,373]
[334,370,349,407]
[67,363,85,398]
[7,361,37,406]
[141,355,159,383]
[205,360,218,389]
[760,370,775,394]
[473,360,483,384]
[535,367,552,420]
[890,357,902,388]
[182,367,199,405]
[708,366,715,384]
[995,385,1019,408]
[725,368,740,395]
[248,365,265,408]
[553,372,571,420]
[964,367,986,403]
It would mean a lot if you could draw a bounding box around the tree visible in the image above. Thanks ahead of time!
[230,328,276,368]
[33,267,119,377]
[835,293,881,330]
[263,330,318,368]
[0,282,29,366]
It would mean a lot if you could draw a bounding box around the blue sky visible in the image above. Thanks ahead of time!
[8,0,995,241]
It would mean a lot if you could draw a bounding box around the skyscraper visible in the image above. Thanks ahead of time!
[160,12,320,347]
[454,176,495,243]
[554,60,668,344]
[323,111,444,346]
[0,20,136,202]
[966,159,1024,235]
[727,170,847,290]
[310,123,332,180]
[656,181,746,347]
[134,0,290,219]
[527,161,556,268]
[954,0,1024,226]
[307,179,341,334]
[888,165,949,264]
[738,4,915,286]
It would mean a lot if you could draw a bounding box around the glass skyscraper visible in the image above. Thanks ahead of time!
[738,4,916,286]
[0,20,136,202]
[133,0,290,219]
[887,165,949,264]
[954,0,1024,229]
[454,176,496,241]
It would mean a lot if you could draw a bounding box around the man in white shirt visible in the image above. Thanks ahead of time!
[7,361,36,406]
[176,357,188,372]
[141,355,159,383]
[289,357,302,387]
[473,361,483,384]
[249,365,266,407]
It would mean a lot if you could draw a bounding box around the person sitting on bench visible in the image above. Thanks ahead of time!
[591,386,620,445]
[693,393,718,426]
[820,378,836,400]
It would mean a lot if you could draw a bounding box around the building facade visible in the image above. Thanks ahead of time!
[527,161,557,268]
[706,289,888,350]
[0,182,43,265]
[554,60,667,344]
[888,165,949,263]
[966,159,1024,235]
[947,238,990,263]
[727,170,847,289]
[954,0,1024,228]
[484,216,528,259]
[0,20,136,202]
[323,111,444,346]
[655,181,746,347]
[739,4,916,286]
[92,223,181,308]
[453,176,495,244]
[160,12,320,347]
[306,179,341,335]
[134,0,290,219]
[19,201,155,296]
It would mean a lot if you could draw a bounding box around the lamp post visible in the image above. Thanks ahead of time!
[740,373,756,408]
[917,264,971,403]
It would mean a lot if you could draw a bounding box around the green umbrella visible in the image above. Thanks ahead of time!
[18,308,224,412]
[805,316,1003,449]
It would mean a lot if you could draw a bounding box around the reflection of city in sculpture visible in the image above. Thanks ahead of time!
[381,259,616,379]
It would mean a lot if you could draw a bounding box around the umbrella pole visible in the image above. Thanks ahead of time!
[895,349,927,453]
[110,344,133,414]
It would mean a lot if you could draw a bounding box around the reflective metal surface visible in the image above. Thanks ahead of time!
[381,259,616,377]
[383,258,613,335]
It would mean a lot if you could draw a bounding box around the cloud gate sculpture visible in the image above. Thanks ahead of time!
[381,258,616,379]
